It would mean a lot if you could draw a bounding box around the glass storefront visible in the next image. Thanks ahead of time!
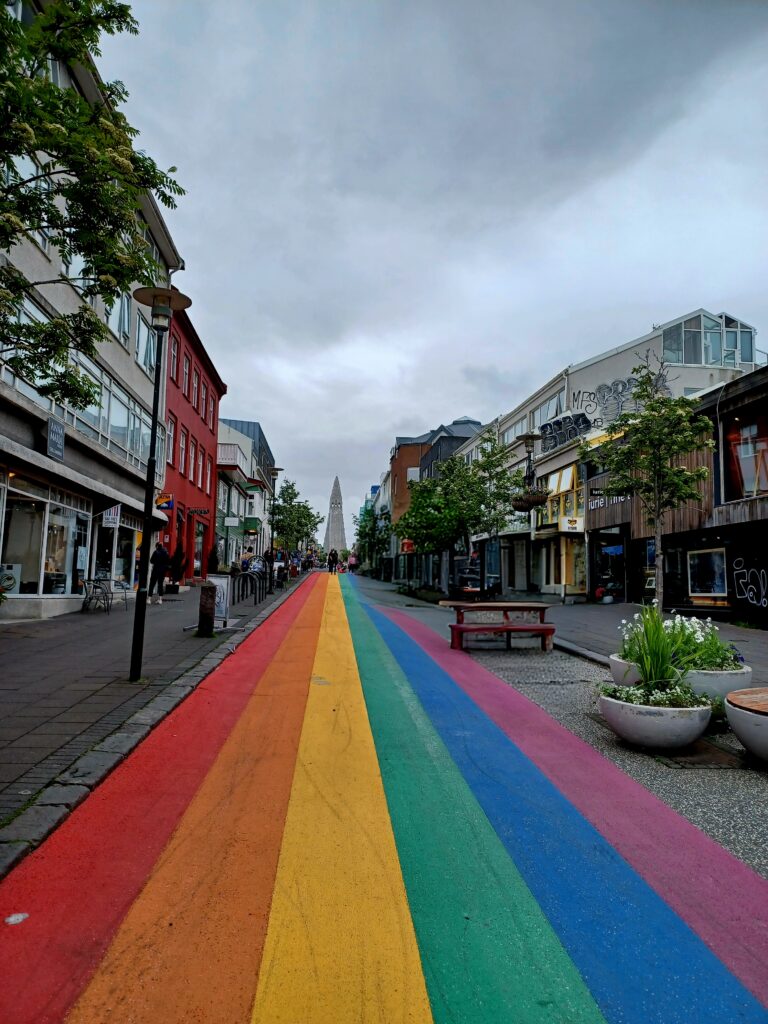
[0,473,93,598]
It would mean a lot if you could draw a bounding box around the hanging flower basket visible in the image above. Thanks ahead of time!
[511,488,550,512]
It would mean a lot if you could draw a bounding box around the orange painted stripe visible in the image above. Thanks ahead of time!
[65,575,328,1024]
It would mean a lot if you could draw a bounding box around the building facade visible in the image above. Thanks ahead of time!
[162,306,227,581]
[220,419,276,559]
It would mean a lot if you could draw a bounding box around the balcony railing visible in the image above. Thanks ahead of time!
[217,443,249,478]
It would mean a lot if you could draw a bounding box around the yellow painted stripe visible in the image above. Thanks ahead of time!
[251,576,433,1024]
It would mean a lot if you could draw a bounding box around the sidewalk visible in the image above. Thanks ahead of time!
[0,577,307,833]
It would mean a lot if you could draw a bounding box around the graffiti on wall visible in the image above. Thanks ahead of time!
[540,412,592,453]
[732,557,768,608]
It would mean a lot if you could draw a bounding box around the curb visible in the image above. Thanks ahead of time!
[0,576,311,879]
[554,637,611,668]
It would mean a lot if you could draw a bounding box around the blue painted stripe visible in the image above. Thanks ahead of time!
[361,598,768,1024]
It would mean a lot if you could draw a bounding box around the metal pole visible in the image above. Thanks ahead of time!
[129,327,166,681]
[266,485,275,594]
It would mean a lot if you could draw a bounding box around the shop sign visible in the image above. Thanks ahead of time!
[559,516,584,533]
[223,515,239,527]
[208,573,231,623]
[47,418,65,462]
[102,504,121,528]
[155,492,174,510]
[588,494,630,511]
[589,488,605,496]
[188,507,210,515]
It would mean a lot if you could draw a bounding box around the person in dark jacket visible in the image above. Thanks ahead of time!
[148,542,171,605]
[327,549,338,574]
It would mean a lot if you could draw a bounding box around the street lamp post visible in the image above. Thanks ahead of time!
[519,431,542,489]
[266,466,283,595]
[129,285,192,682]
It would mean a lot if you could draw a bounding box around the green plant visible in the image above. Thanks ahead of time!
[607,603,709,708]
[618,609,743,671]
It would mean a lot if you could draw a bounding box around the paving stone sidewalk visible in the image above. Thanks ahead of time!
[0,576,309,877]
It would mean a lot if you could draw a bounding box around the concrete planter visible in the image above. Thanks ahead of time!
[685,666,753,700]
[599,694,711,749]
[725,693,768,761]
[609,655,643,687]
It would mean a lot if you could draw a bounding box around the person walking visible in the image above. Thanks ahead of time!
[148,541,171,605]
[328,549,338,574]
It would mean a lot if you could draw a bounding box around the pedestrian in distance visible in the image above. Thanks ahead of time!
[148,541,171,605]
[241,546,254,572]
[328,548,338,574]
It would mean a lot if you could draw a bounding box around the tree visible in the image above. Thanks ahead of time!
[0,2,184,407]
[271,480,324,552]
[394,428,524,559]
[353,504,391,574]
[581,355,714,609]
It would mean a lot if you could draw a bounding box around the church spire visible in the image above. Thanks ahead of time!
[323,476,347,553]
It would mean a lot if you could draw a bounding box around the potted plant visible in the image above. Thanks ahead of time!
[600,603,711,748]
[610,610,752,699]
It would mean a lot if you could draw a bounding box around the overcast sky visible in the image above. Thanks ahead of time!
[100,0,768,544]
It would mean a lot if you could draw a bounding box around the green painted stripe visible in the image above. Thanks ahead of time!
[342,581,607,1024]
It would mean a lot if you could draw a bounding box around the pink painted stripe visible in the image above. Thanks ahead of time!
[381,606,768,1007]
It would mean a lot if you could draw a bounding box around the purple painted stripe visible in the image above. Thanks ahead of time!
[381,606,768,1008]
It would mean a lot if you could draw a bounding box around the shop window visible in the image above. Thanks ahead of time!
[687,548,727,597]
[44,505,88,594]
[2,497,45,594]
[724,415,768,500]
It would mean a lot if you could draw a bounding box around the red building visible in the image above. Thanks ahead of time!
[163,303,227,581]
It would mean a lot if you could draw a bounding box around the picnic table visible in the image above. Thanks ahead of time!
[438,600,555,652]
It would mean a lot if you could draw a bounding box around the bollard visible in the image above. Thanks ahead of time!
[198,582,216,638]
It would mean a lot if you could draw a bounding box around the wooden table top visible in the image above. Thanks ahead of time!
[438,601,550,611]
[726,688,768,716]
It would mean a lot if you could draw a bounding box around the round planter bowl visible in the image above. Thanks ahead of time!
[599,694,711,749]
[725,692,768,761]
[685,666,753,700]
[609,655,642,687]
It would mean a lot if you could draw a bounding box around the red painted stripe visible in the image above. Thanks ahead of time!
[0,577,318,1024]
[383,607,768,1007]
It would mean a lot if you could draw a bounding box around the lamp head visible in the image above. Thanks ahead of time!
[133,286,192,333]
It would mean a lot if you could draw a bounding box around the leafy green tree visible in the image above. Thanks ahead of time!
[394,429,524,557]
[271,480,324,552]
[0,1,184,407]
[581,355,714,609]
[353,504,391,573]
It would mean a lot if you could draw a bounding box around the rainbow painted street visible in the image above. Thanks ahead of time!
[1,574,767,1023]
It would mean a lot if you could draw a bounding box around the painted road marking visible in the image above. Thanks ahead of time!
[384,605,768,1009]
[0,576,319,1024]
[65,576,328,1024]
[365,597,767,1024]
[342,579,607,1024]
[251,576,433,1024]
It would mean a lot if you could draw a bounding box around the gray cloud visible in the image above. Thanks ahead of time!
[99,0,768,539]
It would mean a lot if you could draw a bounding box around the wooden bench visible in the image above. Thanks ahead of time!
[449,621,555,652]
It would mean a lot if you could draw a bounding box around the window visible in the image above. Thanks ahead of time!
[662,323,683,364]
[683,329,701,364]
[218,479,227,512]
[169,334,179,381]
[687,548,727,597]
[740,330,754,363]
[179,429,188,475]
[182,354,190,396]
[201,381,207,420]
[531,389,565,428]
[192,369,200,410]
[197,447,204,488]
[135,315,156,376]
[166,415,176,465]
[502,416,527,445]
[106,293,131,345]
[208,395,215,429]
[189,439,197,481]
[206,456,212,495]
[724,416,768,500]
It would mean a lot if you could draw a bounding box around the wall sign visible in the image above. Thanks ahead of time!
[188,507,210,516]
[558,516,584,533]
[155,492,174,510]
[47,418,65,462]
[223,516,239,527]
